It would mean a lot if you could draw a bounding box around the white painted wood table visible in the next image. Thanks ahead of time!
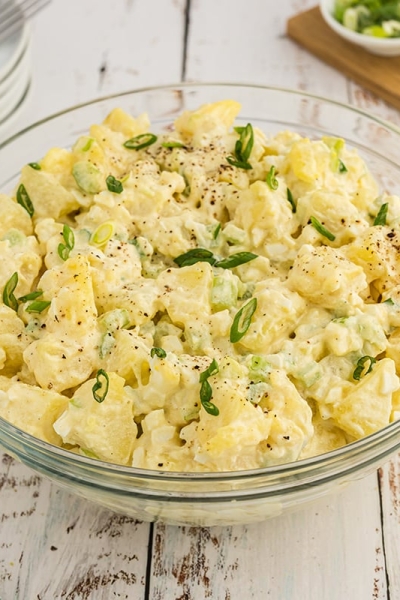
[1,1,400,598]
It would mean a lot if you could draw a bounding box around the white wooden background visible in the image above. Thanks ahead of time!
[1,1,400,598]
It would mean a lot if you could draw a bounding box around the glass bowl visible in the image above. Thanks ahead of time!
[1,83,400,527]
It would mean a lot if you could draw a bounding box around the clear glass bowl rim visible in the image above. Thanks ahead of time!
[1,410,400,486]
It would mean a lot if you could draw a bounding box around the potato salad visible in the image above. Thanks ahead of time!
[0,99,399,472]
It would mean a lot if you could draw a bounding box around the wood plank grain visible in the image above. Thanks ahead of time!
[149,474,387,600]
[379,455,400,596]
[16,0,187,134]
[185,0,349,100]
[348,81,400,126]
[0,453,150,599]
[349,79,400,600]
[287,7,400,111]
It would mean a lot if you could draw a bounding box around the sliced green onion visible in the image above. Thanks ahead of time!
[199,379,219,416]
[324,136,347,173]
[353,356,376,381]
[199,358,219,383]
[26,300,51,313]
[226,157,252,170]
[90,222,115,247]
[92,369,109,403]
[81,138,94,152]
[233,296,257,330]
[230,297,257,343]
[58,244,70,261]
[18,290,43,302]
[198,359,220,416]
[215,252,257,269]
[287,188,296,213]
[182,174,191,197]
[106,175,123,194]
[162,141,185,149]
[238,123,254,163]
[151,347,167,359]
[3,272,18,311]
[62,224,74,249]
[16,184,34,217]
[226,123,254,170]
[28,162,41,170]
[123,133,157,150]
[310,216,336,241]
[173,248,216,268]
[383,298,394,305]
[58,224,75,261]
[373,203,388,226]
[266,166,279,190]
[212,223,221,240]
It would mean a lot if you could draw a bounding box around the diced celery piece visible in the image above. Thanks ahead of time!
[222,222,247,245]
[129,236,153,259]
[99,332,115,359]
[247,381,269,404]
[69,397,82,408]
[99,308,130,333]
[72,161,104,194]
[73,136,95,153]
[25,318,42,339]
[1,229,25,246]
[247,355,272,382]
[294,363,322,388]
[211,276,238,311]
[154,317,182,346]
[76,228,91,244]
[184,327,211,352]
[218,356,246,379]
[184,407,201,422]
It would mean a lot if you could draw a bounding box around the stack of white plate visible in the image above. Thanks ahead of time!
[0,21,31,142]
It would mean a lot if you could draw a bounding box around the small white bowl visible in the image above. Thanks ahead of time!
[320,0,400,56]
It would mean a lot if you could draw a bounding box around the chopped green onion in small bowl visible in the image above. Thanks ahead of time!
[320,0,400,55]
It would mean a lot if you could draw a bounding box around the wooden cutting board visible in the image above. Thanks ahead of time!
[287,6,400,110]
